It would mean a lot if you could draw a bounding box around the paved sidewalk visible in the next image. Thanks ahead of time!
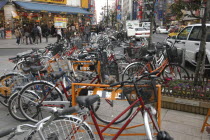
[0,37,58,49]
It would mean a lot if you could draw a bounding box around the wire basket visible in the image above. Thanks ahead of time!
[122,79,157,107]
[124,46,148,59]
[166,47,183,64]
[28,116,94,140]
[50,60,70,72]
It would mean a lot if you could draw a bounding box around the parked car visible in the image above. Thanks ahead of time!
[166,24,210,69]
[156,26,168,34]
[168,25,186,38]
[135,27,150,39]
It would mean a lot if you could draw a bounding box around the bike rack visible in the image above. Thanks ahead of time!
[71,83,162,137]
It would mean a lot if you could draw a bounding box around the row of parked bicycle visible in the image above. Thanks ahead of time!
[0,28,180,139]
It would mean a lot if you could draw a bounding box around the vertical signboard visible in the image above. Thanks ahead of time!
[132,1,137,20]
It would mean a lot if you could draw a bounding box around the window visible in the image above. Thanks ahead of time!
[189,26,201,41]
[135,28,146,31]
[177,26,192,40]
[189,26,210,42]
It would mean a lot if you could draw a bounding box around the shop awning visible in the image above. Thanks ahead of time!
[13,1,92,15]
[0,0,8,9]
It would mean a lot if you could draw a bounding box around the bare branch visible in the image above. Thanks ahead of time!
[189,10,202,19]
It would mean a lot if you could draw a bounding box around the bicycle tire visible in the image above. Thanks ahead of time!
[18,81,63,122]
[122,62,147,81]
[0,73,27,107]
[26,115,95,140]
[161,64,190,80]
[115,58,129,75]
[143,105,160,140]
[92,98,133,124]
[8,91,39,121]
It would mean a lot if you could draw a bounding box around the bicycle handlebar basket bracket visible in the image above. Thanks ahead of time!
[122,79,157,107]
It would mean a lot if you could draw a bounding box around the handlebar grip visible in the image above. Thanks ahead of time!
[0,127,16,138]
[57,106,80,116]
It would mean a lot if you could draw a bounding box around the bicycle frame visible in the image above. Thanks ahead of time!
[147,58,169,77]
[71,83,162,139]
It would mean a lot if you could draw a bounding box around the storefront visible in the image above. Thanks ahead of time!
[12,1,92,29]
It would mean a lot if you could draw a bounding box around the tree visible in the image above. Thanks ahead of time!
[171,0,210,85]
[144,0,156,49]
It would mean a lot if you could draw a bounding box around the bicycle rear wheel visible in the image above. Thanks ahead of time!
[26,116,95,140]
[18,81,63,122]
[0,73,27,107]
[162,64,189,80]
[93,97,133,124]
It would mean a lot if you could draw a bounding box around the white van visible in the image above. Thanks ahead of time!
[169,24,210,69]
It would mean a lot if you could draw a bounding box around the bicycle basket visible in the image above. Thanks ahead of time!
[166,47,182,64]
[124,46,148,59]
[122,79,157,107]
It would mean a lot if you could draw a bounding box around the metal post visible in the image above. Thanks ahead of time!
[107,0,109,26]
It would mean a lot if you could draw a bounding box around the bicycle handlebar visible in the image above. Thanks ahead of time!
[110,71,159,87]
[0,127,16,138]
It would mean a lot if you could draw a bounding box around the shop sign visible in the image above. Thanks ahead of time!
[6,30,12,39]
[81,0,88,8]
[54,17,67,28]
[34,0,67,4]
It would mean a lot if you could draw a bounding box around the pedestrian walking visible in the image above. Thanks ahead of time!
[56,28,62,42]
[24,24,32,45]
[14,26,22,45]
[84,24,91,42]
[20,26,25,44]
[66,26,73,47]
[42,24,50,43]
[37,24,42,43]
[32,25,40,45]
[0,26,5,39]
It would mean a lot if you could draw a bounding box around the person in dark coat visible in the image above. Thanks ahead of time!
[42,24,50,43]
[32,25,40,45]
[24,24,32,45]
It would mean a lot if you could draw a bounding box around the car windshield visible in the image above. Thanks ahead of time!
[135,28,146,31]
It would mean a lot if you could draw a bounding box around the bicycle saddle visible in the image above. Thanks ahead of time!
[22,67,31,73]
[50,71,66,79]
[76,95,100,107]
[30,66,45,73]
[142,56,154,62]
[147,50,156,55]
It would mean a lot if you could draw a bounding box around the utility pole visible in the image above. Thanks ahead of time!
[107,0,109,26]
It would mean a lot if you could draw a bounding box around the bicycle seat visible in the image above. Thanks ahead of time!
[147,50,156,55]
[30,66,44,73]
[78,53,88,59]
[142,56,154,62]
[76,95,100,107]
[22,67,31,73]
[50,71,66,79]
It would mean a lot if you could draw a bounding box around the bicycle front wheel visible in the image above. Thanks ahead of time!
[162,64,189,80]
[93,98,133,124]
[122,62,147,81]
[26,115,95,140]
[18,81,63,122]
[143,105,160,140]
